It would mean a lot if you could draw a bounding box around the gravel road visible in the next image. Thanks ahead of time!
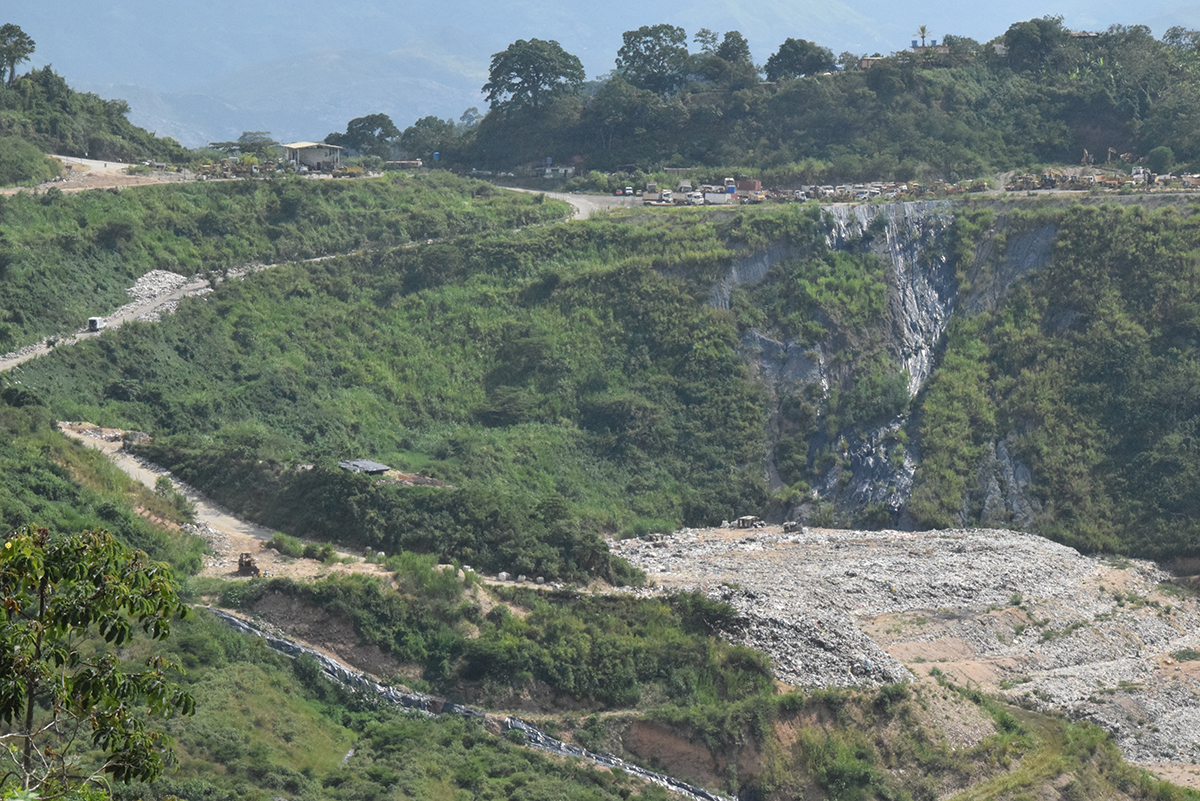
[503,187,641,219]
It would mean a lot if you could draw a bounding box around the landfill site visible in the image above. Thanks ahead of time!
[612,525,1200,776]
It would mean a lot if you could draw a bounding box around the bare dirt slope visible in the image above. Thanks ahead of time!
[613,525,1200,787]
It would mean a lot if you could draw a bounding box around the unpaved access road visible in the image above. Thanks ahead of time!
[504,187,641,219]
[57,422,391,583]
[0,272,211,372]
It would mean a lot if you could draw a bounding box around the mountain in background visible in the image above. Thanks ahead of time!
[11,0,1200,146]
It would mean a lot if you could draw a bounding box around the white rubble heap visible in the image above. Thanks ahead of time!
[612,526,1200,765]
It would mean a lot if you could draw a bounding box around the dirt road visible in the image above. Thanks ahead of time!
[0,156,193,196]
[504,187,640,220]
[57,422,390,582]
[0,275,212,373]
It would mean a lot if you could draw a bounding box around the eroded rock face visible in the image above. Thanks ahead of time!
[824,201,957,394]
[970,435,1041,529]
[720,201,1058,527]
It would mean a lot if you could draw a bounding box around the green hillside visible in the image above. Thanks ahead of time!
[0,65,188,168]
[13,191,1200,568]
[0,173,567,351]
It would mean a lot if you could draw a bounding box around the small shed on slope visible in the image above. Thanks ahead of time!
[338,459,391,475]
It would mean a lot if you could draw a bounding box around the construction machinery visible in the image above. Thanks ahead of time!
[237,552,263,578]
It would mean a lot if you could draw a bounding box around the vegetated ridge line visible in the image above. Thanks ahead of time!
[208,609,733,801]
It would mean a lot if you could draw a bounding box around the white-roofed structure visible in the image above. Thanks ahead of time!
[283,141,342,170]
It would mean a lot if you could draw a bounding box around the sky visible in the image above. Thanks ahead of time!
[7,1,1200,146]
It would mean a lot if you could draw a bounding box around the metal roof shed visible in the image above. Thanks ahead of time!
[283,141,343,170]
[338,459,391,475]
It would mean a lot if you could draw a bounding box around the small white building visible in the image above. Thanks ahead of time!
[283,141,343,170]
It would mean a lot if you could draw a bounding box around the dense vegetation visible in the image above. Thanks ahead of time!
[0,64,187,167]
[221,569,770,708]
[912,201,1200,560]
[0,173,567,350]
[0,401,202,572]
[112,599,1200,801]
[0,134,60,185]
[104,607,685,801]
[392,19,1200,184]
[15,207,832,576]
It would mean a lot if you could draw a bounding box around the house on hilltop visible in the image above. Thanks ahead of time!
[283,141,342,171]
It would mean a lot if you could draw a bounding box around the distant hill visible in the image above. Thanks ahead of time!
[80,44,489,147]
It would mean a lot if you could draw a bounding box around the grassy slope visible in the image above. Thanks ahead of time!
[0,173,568,350]
[13,207,799,577]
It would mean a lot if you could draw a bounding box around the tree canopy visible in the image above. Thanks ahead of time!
[325,113,400,159]
[715,31,752,65]
[0,24,34,88]
[765,38,836,81]
[615,24,690,96]
[482,38,585,111]
[0,526,193,796]
[401,115,456,161]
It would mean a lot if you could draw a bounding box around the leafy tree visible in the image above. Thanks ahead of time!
[615,24,689,96]
[0,136,60,186]
[1147,145,1175,173]
[325,113,400,159]
[765,38,836,80]
[208,131,278,160]
[457,107,483,130]
[715,31,752,65]
[234,131,278,159]
[916,25,930,47]
[0,526,193,796]
[0,24,34,87]
[1003,16,1070,71]
[482,38,585,111]
[400,115,456,161]
[693,28,719,54]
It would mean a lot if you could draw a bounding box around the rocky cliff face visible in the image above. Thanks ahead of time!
[722,201,1055,527]
[823,201,958,395]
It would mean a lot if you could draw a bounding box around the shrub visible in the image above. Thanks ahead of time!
[0,136,61,186]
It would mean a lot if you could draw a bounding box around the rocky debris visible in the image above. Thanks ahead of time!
[209,609,731,801]
[186,521,232,570]
[613,526,1200,765]
[57,421,123,442]
[719,591,912,687]
[124,269,190,304]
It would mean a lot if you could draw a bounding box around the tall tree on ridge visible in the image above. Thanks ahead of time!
[0,24,35,87]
